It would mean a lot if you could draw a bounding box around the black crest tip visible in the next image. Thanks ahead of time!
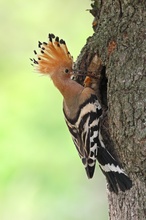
[60,39,66,44]
[48,33,55,42]
[55,36,59,42]
[38,41,42,48]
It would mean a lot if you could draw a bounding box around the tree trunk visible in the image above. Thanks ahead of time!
[75,1,146,219]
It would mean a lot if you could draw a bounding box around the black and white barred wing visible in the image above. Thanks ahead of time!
[64,94,102,179]
[64,94,132,193]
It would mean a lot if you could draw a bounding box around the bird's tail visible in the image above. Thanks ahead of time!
[97,146,132,193]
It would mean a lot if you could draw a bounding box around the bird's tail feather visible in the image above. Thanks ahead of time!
[97,147,132,193]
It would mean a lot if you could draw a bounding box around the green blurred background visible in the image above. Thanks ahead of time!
[0,0,108,219]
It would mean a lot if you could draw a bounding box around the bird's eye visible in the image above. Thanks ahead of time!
[65,69,69,73]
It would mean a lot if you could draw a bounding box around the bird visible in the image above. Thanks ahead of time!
[31,33,132,193]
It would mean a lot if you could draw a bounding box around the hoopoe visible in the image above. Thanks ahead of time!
[31,33,132,193]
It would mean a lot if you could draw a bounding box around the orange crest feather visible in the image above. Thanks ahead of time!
[31,34,73,75]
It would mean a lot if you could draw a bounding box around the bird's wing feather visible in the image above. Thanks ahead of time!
[64,94,102,178]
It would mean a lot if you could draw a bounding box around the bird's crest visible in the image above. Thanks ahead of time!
[31,34,73,75]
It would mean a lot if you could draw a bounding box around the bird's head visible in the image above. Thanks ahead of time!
[31,34,73,79]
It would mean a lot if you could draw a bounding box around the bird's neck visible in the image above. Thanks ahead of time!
[53,75,83,97]
[51,74,83,108]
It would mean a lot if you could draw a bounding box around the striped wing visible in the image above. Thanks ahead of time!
[63,94,132,193]
[64,94,102,178]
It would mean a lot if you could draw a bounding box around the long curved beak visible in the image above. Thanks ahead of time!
[71,69,98,79]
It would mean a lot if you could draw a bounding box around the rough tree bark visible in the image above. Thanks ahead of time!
[75,1,146,219]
